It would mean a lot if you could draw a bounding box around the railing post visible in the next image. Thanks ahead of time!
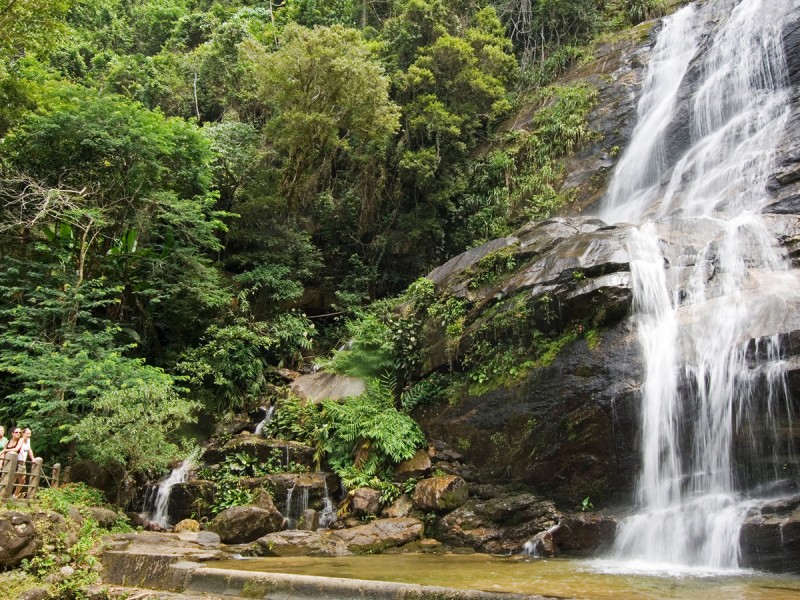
[51,463,61,488]
[2,453,18,498]
[26,457,43,499]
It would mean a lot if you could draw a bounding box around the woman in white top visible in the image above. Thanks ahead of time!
[13,428,35,498]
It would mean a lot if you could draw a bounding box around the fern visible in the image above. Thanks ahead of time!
[322,378,426,486]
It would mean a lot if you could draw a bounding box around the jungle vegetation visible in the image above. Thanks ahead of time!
[0,0,665,481]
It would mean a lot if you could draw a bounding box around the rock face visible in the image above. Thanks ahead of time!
[206,505,284,544]
[740,496,800,573]
[415,217,641,506]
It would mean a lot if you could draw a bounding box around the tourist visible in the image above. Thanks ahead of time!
[0,427,22,490]
[13,428,35,497]
[0,426,6,449]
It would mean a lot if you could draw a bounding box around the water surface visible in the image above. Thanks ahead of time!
[208,554,800,599]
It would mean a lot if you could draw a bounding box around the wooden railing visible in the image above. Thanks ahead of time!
[1,453,61,500]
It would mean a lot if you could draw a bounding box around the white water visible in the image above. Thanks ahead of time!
[144,450,199,529]
[254,404,276,436]
[599,0,797,571]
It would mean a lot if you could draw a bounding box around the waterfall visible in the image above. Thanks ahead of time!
[143,450,199,529]
[284,484,309,529]
[254,404,276,436]
[600,0,797,571]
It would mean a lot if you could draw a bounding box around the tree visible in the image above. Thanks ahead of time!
[248,23,400,211]
[2,85,230,355]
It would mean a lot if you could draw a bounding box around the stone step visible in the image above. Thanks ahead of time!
[184,567,551,600]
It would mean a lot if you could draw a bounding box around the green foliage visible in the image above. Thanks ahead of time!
[321,378,426,487]
[400,372,448,412]
[199,448,306,515]
[468,247,517,289]
[625,0,666,24]
[36,483,108,514]
[66,383,199,476]
[177,307,315,412]
[455,83,598,240]
[248,23,400,210]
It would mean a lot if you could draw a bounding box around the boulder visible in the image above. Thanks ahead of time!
[412,475,469,513]
[381,494,414,519]
[290,371,366,404]
[207,506,284,544]
[173,519,201,533]
[85,506,124,529]
[299,509,319,531]
[549,514,617,555]
[256,529,351,557]
[329,517,424,553]
[394,449,432,482]
[349,487,382,518]
[435,489,561,554]
[169,480,216,522]
[0,511,40,567]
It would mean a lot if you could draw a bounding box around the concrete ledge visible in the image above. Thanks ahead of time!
[184,567,551,599]
[101,551,202,591]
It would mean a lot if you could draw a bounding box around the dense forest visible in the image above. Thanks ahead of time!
[0,0,665,481]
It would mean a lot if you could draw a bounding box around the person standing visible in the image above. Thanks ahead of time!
[0,427,22,490]
[0,426,6,449]
[13,428,34,498]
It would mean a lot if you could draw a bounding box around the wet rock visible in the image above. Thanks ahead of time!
[329,517,424,554]
[549,514,617,555]
[415,319,640,506]
[740,495,800,573]
[394,449,432,482]
[349,487,382,518]
[169,479,216,523]
[207,506,284,544]
[244,472,338,517]
[412,475,469,512]
[202,438,316,470]
[256,529,351,557]
[299,509,319,531]
[435,490,561,554]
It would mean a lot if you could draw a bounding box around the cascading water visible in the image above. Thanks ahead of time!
[143,450,199,529]
[254,404,276,436]
[599,0,798,571]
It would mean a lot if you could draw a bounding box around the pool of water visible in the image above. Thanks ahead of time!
[207,554,800,599]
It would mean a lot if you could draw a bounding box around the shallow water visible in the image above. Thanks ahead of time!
[207,554,800,599]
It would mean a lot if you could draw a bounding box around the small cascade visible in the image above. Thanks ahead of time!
[319,477,337,529]
[523,522,561,558]
[143,449,199,529]
[284,484,309,529]
[598,0,798,572]
[254,404,276,436]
